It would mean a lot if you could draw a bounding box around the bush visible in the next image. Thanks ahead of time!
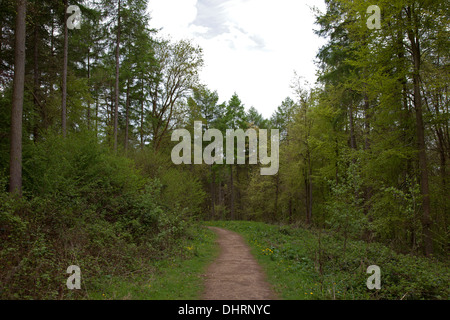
[208,221,449,300]
[0,132,197,299]
[159,168,206,218]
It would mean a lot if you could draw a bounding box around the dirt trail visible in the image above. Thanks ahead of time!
[202,227,277,300]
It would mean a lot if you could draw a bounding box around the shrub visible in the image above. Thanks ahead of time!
[0,132,196,299]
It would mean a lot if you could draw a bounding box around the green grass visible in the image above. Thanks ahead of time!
[206,221,449,300]
[206,221,321,300]
[86,224,218,300]
[82,220,448,300]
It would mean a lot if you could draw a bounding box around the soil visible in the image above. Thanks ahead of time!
[202,227,278,300]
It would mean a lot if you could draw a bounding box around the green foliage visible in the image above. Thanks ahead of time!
[244,171,277,221]
[0,132,201,299]
[88,224,218,300]
[370,177,423,250]
[160,168,206,218]
[1,0,448,301]
[24,132,139,197]
[208,221,449,300]
[223,93,248,130]
[133,147,207,220]
[325,160,367,240]
[0,177,27,242]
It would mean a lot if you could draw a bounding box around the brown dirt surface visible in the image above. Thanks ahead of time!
[202,226,278,300]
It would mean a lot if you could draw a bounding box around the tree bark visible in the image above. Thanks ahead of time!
[9,0,27,195]
[274,174,279,221]
[87,51,91,130]
[33,12,40,142]
[210,166,215,219]
[218,179,223,220]
[61,0,68,138]
[304,168,311,225]
[348,104,357,150]
[308,154,313,225]
[229,165,235,220]
[288,198,293,224]
[95,97,99,138]
[124,78,130,151]
[113,0,121,152]
[335,137,339,184]
[140,77,145,150]
[407,5,433,256]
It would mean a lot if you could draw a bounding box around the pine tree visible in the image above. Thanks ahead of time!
[9,0,27,195]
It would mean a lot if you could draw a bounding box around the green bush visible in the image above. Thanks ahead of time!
[0,132,199,299]
[208,221,449,300]
[159,168,206,218]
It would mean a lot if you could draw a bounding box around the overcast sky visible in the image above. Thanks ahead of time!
[147,0,327,119]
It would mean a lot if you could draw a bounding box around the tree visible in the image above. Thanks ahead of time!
[270,97,297,139]
[247,106,268,129]
[223,93,247,220]
[311,0,449,254]
[405,3,432,256]
[149,39,203,151]
[9,0,27,195]
[113,0,121,152]
[188,85,220,128]
[118,0,156,151]
[61,0,68,138]
[187,85,221,218]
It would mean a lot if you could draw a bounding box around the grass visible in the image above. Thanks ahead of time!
[205,221,450,300]
[81,220,449,300]
[86,224,218,300]
[206,221,321,300]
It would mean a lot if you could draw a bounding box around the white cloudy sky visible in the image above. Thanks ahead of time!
[147,0,326,119]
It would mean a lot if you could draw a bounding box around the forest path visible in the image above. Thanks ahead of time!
[202,227,277,300]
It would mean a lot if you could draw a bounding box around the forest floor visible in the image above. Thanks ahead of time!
[85,221,448,300]
[205,221,449,300]
[202,227,277,300]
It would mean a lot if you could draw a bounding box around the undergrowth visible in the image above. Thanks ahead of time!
[207,221,449,300]
[0,132,206,299]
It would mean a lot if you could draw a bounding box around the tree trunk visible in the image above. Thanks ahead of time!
[124,78,130,152]
[335,137,339,184]
[210,166,215,219]
[218,179,223,219]
[304,167,311,225]
[95,97,99,138]
[61,0,68,138]
[363,94,371,151]
[113,0,121,152]
[33,14,40,142]
[9,0,27,195]
[308,156,313,225]
[87,51,91,130]
[229,165,235,220]
[288,198,293,223]
[274,174,279,221]
[363,88,373,239]
[50,10,55,58]
[348,104,357,150]
[407,5,433,256]
[140,77,145,150]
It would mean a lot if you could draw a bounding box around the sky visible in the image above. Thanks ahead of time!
[147,0,327,119]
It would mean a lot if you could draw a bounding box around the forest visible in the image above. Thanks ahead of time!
[0,0,448,300]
